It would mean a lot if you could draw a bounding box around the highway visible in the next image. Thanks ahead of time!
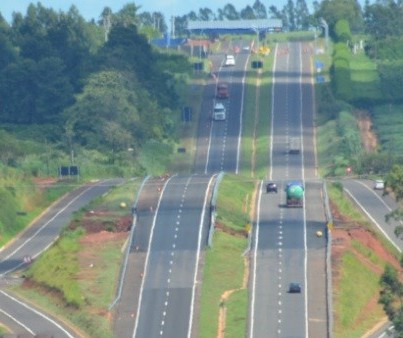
[250,42,328,338]
[0,179,123,337]
[342,178,402,252]
[194,39,251,174]
[130,175,213,338]
[117,41,252,338]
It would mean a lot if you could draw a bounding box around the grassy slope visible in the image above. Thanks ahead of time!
[328,184,399,337]
[12,180,139,338]
[199,174,254,338]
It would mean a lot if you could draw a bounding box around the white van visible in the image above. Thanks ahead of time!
[213,102,226,121]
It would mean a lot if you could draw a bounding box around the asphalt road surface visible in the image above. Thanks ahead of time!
[0,178,123,337]
[342,178,402,252]
[194,39,251,174]
[115,175,214,338]
[250,42,327,338]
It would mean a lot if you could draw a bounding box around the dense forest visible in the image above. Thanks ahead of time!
[0,0,403,177]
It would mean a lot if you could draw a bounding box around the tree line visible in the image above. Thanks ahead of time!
[0,0,403,172]
[0,3,192,171]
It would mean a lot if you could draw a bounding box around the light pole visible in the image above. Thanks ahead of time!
[199,29,204,60]
[320,18,329,52]
[251,25,260,59]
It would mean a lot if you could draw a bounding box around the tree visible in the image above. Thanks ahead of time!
[268,6,282,20]
[379,264,403,336]
[364,1,403,40]
[115,3,140,26]
[240,6,256,20]
[295,0,311,30]
[198,8,215,21]
[385,165,403,240]
[220,4,240,20]
[102,121,133,164]
[99,22,178,109]
[35,57,74,123]
[315,0,364,36]
[253,0,267,19]
[100,7,112,42]
[0,59,37,123]
[334,19,352,43]
[285,0,296,31]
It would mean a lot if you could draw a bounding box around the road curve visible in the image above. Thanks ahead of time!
[0,178,124,337]
[342,178,402,252]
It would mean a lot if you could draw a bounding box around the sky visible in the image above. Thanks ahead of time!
[1,0,294,23]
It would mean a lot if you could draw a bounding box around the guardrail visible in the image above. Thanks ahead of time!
[207,171,225,247]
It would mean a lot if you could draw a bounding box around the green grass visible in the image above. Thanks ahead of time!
[329,182,400,257]
[215,174,256,232]
[350,53,381,101]
[0,177,73,247]
[224,288,248,338]
[199,231,247,338]
[239,45,274,179]
[372,104,403,154]
[15,234,126,338]
[351,239,386,267]
[328,182,372,223]
[25,228,83,307]
[12,180,139,338]
[0,326,8,335]
[334,251,385,338]
[199,173,255,338]
[316,110,362,177]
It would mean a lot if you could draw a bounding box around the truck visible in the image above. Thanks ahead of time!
[285,181,304,207]
[289,137,300,154]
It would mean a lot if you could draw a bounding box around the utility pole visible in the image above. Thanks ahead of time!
[251,25,260,58]
[171,15,175,39]
[320,18,329,52]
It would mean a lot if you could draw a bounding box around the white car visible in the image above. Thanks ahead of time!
[374,179,384,190]
[224,54,235,66]
[212,102,226,121]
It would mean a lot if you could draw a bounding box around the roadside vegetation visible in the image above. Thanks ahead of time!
[2,0,403,337]
[0,172,72,247]
[241,47,273,179]
[199,174,254,338]
[13,180,139,338]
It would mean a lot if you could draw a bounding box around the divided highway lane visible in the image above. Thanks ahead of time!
[251,42,327,338]
[132,174,214,338]
[0,178,124,337]
[194,41,251,174]
[342,178,402,252]
[251,42,307,338]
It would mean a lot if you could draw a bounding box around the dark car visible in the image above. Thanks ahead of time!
[289,282,302,293]
[266,182,278,193]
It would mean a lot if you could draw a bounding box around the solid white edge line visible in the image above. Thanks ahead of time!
[235,50,251,174]
[298,42,309,338]
[344,188,401,253]
[0,181,106,276]
[250,180,263,338]
[0,290,74,337]
[132,174,177,338]
[187,174,216,338]
[269,44,279,181]
[354,180,393,211]
[0,306,35,335]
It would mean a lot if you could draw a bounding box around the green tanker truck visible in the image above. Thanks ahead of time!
[285,182,304,207]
